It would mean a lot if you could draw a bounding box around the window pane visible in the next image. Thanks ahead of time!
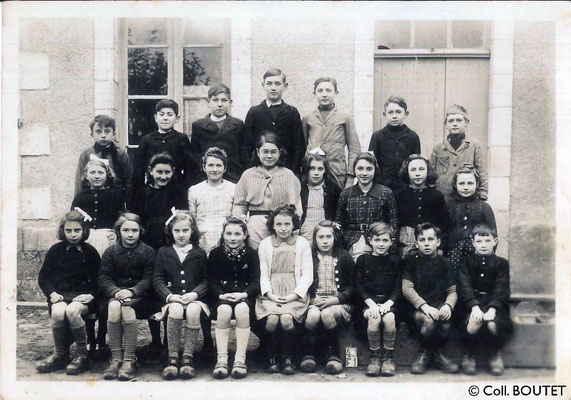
[184,19,224,45]
[128,99,160,145]
[128,48,168,95]
[183,47,223,88]
[128,19,168,45]
[414,21,447,49]
[375,21,411,49]
[452,20,487,48]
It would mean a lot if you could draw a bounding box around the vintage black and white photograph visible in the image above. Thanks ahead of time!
[1,1,570,399]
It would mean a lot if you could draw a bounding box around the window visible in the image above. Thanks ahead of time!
[120,18,230,154]
[375,20,490,57]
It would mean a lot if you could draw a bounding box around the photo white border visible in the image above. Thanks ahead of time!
[2,2,570,399]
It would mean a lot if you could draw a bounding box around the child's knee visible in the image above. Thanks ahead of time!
[216,305,233,322]
[65,302,84,322]
[466,319,482,335]
[305,309,321,330]
[121,305,137,322]
[107,300,122,322]
[366,313,381,329]
[280,314,294,330]
[320,308,338,329]
[382,312,396,330]
[234,303,250,323]
[487,321,498,336]
[266,315,279,332]
[185,304,202,324]
[51,303,67,322]
[168,303,184,319]
[420,318,434,336]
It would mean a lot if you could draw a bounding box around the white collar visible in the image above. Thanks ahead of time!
[265,99,283,108]
[210,114,227,122]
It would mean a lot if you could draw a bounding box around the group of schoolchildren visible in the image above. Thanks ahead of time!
[35,68,512,382]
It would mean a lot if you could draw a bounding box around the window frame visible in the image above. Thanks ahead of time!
[117,18,231,150]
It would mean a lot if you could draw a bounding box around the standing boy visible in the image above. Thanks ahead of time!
[430,104,488,201]
[456,224,513,375]
[402,223,458,374]
[75,114,131,197]
[190,84,248,184]
[302,77,361,189]
[244,69,305,175]
[129,99,193,209]
[368,96,421,192]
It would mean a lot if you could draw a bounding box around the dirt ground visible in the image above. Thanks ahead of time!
[16,307,555,383]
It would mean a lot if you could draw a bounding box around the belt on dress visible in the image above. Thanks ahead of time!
[347,223,369,232]
[249,210,271,216]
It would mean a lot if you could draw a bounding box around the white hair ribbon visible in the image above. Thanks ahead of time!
[89,154,110,167]
[164,207,178,226]
[74,207,93,222]
[308,147,326,156]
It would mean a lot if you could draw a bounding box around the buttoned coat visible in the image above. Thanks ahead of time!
[153,246,208,303]
[302,107,361,188]
[190,114,248,184]
[430,138,488,200]
[98,241,155,299]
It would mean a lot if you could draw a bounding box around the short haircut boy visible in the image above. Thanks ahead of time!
[444,104,469,123]
[208,83,231,99]
[57,210,91,241]
[472,223,497,239]
[90,114,116,132]
[414,222,442,239]
[263,68,286,83]
[313,77,338,92]
[384,96,408,112]
[155,99,179,116]
[367,221,395,240]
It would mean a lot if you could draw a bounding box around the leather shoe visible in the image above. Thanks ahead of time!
[161,358,179,380]
[411,350,431,374]
[66,355,89,375]
[179,357,196,380]
[103,360,122,380]
[265,357,280,374]
[461,353,476,375]
[300,355,317,373]
[118,360,137,381]
[231,360,248,379]
[434,351,459,373]
[281,357,296,375]
[36,354,69,373]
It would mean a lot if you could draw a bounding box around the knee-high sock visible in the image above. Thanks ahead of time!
[122,320,138,362]
[51,320,67,357]
[215,327,229,363]
[70,322,88,357]
[166,317,182,360]
[383,328,396,351]
[107,321,123,362]
[234,327,250,364]
[325,327,341,358]
[367,328,381,351]
[183,324,203,359]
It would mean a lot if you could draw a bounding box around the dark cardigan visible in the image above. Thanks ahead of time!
[244,100,305,174]
[300,177,342,224]
[207,245,260,300]
[446,193,496,251]
[402,254,455,308]
[153,245,208,303]
[354,253,402,305]
[308,247,354,304]
[71,186,125,230]
[368,124,421,191]
[98,241,155,299]
[38,241,101,300]
[190,114,248,184]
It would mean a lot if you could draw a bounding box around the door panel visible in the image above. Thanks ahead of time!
[374,57,489,159]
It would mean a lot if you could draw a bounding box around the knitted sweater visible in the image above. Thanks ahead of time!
[232,166,302,216]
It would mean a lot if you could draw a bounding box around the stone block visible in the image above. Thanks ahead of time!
[488,107,512,147]
[19,52,50,90]
[94,81,116,110]
[19,123,50,156]
[20,187,51,220]
[94,48,115,81]
[489,145,511,177]
[22,226,58,251]
[490,40,514,75]
[494,209,510,259]
[489,74,513,108]
[488,177,510,210]
[492,21,514,41]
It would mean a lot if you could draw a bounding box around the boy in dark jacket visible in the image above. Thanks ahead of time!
[457,224,513,376]
[190,84,248,184]
[244,69,305,175]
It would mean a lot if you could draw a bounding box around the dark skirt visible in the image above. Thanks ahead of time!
[98,296,159,320]
[210,298,255,321]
